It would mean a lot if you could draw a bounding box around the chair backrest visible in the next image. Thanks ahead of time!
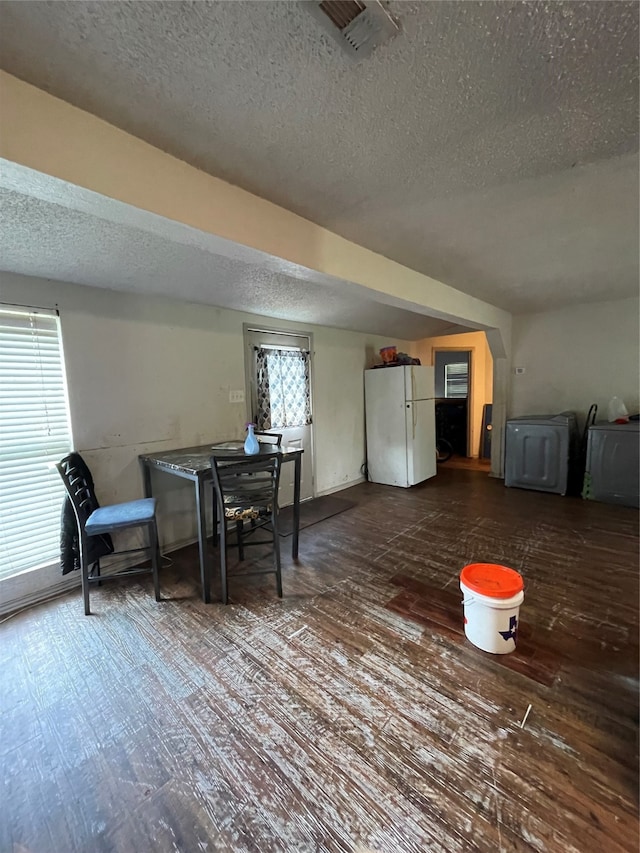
[56,453,100,529]
[254,431,283,446]
[210,454,282,512]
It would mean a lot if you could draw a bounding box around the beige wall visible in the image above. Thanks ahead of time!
[415,331,493,457]
[0,271,415,554]
[510,297,640,425]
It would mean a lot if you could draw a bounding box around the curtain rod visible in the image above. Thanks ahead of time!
[254,345,309,354]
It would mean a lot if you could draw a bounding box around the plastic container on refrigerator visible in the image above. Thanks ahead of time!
[583,421,639,508]
[504,412,578,495]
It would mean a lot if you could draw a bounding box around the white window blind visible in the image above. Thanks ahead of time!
[445,362,469,398]
[0,306,72,581]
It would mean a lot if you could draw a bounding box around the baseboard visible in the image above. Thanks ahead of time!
[315,476,366,498]
[0,533,203,619]
[0,574,82,619]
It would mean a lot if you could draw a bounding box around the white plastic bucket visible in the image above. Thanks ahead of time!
[460,579,524,654]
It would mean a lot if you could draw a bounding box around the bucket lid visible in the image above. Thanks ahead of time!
[460,563,524,598]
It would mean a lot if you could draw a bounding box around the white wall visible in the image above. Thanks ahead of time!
[510,297,640,425]
[0,271,414,557]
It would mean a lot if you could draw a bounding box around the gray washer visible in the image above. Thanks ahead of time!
[583,421,639,508]
[505,412,578,496]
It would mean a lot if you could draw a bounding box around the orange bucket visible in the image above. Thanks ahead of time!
[460,563,524,654]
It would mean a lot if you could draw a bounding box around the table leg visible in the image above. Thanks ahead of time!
[142,461,152,498]
[292,453,301,561]
[195,478,211,603]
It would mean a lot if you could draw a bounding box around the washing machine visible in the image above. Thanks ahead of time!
[583,421,639,508]
[504,412,578,495]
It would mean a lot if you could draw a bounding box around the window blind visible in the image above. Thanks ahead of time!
[0,306,72,580]
[445,362,469,398]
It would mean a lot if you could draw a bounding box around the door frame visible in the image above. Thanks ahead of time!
[242,322,316,499]
[431,346,474,457]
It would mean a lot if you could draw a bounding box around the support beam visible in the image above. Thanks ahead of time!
[0,71,511,341]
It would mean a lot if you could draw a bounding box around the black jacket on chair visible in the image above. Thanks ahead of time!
[60,452,114,575]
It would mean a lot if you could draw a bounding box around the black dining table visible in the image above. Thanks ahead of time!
[139,441,303,603]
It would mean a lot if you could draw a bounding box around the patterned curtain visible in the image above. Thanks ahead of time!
[255,347,311,430]
[255,348,272,429]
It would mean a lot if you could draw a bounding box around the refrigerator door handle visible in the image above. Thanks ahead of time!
[412,401,417,439]
[411,368,416,403]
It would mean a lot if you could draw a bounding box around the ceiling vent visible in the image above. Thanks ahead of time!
[307,1,399,60]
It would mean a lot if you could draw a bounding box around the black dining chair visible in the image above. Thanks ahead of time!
[246,431,283,496]
[210,453,282,604]
[57,453,161,615]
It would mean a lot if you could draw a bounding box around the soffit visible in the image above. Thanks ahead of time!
[0,188,468,339]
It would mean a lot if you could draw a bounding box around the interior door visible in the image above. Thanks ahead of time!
[245,329,314,506]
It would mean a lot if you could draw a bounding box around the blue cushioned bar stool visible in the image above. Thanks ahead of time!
[57,453,161,615]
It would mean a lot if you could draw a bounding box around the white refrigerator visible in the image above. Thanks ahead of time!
[365,365,437,488]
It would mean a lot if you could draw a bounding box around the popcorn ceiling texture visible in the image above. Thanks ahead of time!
[0,188,467,339]
[0,0,638,313]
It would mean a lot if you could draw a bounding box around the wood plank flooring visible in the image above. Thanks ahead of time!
[1,468,638,852]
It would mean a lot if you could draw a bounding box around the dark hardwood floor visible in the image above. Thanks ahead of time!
[439,455,491,472]
[1,469,638,852]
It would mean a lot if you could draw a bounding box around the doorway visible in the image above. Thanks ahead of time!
[244,327,314,506]
[434,350,471,456]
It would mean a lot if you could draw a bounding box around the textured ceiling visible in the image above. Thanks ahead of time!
[0,187,467,340]
[0,0,638,314]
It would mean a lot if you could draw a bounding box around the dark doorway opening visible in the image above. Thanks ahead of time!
[434,351,470,457]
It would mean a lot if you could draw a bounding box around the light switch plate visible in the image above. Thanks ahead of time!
[514,367,525,375]
[229,390,245,403]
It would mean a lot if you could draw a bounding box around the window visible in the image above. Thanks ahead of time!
[445,362,469,398]
[0,305,73,581]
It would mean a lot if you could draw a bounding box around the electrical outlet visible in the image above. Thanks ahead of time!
[514,367,526,375]
[229,389,245,403]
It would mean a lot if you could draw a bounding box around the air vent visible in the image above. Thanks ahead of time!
[318,1,366,30]
[308,1,399,60]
